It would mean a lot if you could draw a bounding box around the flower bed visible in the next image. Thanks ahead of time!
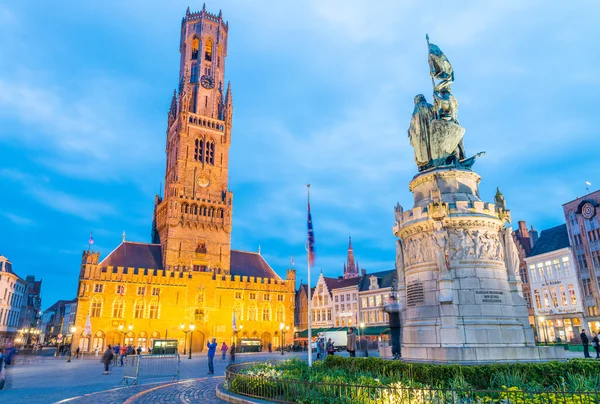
[225,357,600,403]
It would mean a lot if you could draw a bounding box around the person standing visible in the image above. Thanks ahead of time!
[384,295,402,359]
[581,329,591,358]
[347,328,357,358]
[229,342,236,364]
[592,332,600,359]
[207,338,217,375]
[316,338,324,360]
[120,345,127,366]
[112,344,120,366]
[221,342,228,361]
[327,338,335,355]
[268,342,272,353]
[101,345,114,375]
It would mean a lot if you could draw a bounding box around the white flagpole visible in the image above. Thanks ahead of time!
[307,184,313,368]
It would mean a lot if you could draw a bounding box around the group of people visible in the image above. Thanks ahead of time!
[580,329,600,358]
[100,344,145,375]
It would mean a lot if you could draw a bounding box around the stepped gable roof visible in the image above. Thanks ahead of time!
[100,242,163,270]
[323,276,361,292]
[230,250,281,280]
[528,224,570,257]
[358,269,395,291]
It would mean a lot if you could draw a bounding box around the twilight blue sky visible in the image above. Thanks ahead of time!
[0,0,598,309]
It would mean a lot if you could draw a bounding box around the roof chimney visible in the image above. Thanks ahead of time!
[529,226,539,248]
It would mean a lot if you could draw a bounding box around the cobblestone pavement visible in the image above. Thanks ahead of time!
[59,377,225,404]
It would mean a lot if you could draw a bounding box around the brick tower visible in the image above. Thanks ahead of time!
[153,5,233,273]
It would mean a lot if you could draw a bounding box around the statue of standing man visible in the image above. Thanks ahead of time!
[408,94,435,170]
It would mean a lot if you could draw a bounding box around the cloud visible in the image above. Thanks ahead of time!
[2,213,34,226]
[27,187,116,221]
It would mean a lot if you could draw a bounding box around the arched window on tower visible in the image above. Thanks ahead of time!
[205,39,213,61]
[112,298,124,318]
[90,296,103,317]
[205,140,215,165]
[194,139,204,161]
[191,37,199,60]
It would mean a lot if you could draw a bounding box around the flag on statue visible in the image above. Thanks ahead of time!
[307,199,315,266]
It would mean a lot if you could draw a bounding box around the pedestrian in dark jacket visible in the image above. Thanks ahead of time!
[230,342,236,364]
[384,295,402,359]
[581,330,591,358]
[101,345,114,375]
[592,332,600,358]
[207,338,217,375]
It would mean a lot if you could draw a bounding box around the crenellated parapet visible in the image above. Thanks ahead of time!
[184,4,229,31]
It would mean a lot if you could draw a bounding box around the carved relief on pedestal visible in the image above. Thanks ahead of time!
[448,228,504,261]
[404,233,435,266]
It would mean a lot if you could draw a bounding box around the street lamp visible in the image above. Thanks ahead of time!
[279,323,285,355]
[67,326,76,362]
[188,324,195,360]
[360,322,367,357]
[180,324,190,355]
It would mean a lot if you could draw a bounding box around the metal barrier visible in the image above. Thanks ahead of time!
[120,354,180,386]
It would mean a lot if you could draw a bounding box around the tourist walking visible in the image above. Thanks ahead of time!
[268,342,272,353]
[581,329,591,358]
[347,328,357,357]
[316,338,324,360]
[101,345,114,375]
[221,342,228,361]
[593,332,600,359]
[120,345,127,366]
[384,295,402,359]
[112,344,120,366]
[327,338,335,355]
[230,342,236,364]
[75,347,80,359]
[207,338,217,375]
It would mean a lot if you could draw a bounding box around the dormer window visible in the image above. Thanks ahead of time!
[369,276,379,290]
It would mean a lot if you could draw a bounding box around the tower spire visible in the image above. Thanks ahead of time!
[344,235,358,279]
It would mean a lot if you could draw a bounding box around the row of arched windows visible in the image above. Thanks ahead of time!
[181,203,225,219]
[191,37,213,61]
[194,138,215,165]
[89,296,160,320]
[189,116,224,131]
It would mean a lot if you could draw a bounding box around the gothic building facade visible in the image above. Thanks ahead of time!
[72,7,295,354]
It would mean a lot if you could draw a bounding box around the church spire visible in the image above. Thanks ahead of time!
[344,235,359,279]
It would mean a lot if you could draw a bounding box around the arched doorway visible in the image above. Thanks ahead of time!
[106,330,121,346]
[92,330,105,353]
[261,332,271,350]
[191,331,206,353]
[79,334,90,352]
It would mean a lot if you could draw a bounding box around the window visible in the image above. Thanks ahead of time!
[264,294,270,301]
[205,40,213,61]
[542,288,550,308]
[327,309,332,321]
[152,287,160,296]
[262,307,270,321]
[248,305,257,321]
[340,295,345,302]
[378,310,383,322]
[137,286,145,296]
[205,141,214,165]
[195,309,204,321]
[582,279,592,296]
[545,261,553,279]
[334,296,338,303]
[524,292,532,309]
[592,250,600,269]
[559,285,568,306]
[148,300,159,319]
[534,290,542,309]
[194,138,204,161]
[190,64,198,83]
[134,300,144,319]
[276,306,284,322]
[340,303,345,311]
[249,293,256,300]
[368,296,374,307]
[116,285,125,295]
[235,292,242,299]
[568,284,578,305]
[198,292,204,304]
[277,294,284,301]
[361,297,367,308]
[91,297,102,317]
[549,287,559,308]
[324,295,328,305]
[577,254,588,271]
[552,259,562,278]
[112,299,124,318]
[94,284,104,293]
[191,37,199,59]
[346,293,351,302]
[375,295,382,307]
[529,264,536,282]
[562,257,571,276]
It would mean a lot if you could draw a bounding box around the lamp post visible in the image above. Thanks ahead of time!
[67,326,76,362]
[360,322,367,357]
[180,324,190,355]
[280,323,285,355]
[188,324,195,360]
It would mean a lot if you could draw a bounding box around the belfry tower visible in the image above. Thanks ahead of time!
[152,5,233,273]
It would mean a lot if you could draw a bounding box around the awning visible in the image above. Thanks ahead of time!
[295,328,332,338]
[360,326,389,336]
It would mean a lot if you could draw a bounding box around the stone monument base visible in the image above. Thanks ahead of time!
[401,345,565,364]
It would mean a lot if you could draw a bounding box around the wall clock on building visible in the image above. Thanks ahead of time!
[582,202,596,219]
[197,175,210,188]
[200,75,214,89]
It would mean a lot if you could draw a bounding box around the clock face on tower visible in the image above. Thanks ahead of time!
[197,175,210,188]
[200,75,214,89]
[582,202,596,219]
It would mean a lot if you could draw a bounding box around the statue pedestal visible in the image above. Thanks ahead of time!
[394,168,564,363]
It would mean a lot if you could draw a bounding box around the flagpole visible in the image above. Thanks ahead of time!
[306,184,313,368]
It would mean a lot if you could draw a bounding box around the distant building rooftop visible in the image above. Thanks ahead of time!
[528,224,570,257]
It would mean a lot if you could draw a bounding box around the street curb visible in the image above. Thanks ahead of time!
[216,381,272,404]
